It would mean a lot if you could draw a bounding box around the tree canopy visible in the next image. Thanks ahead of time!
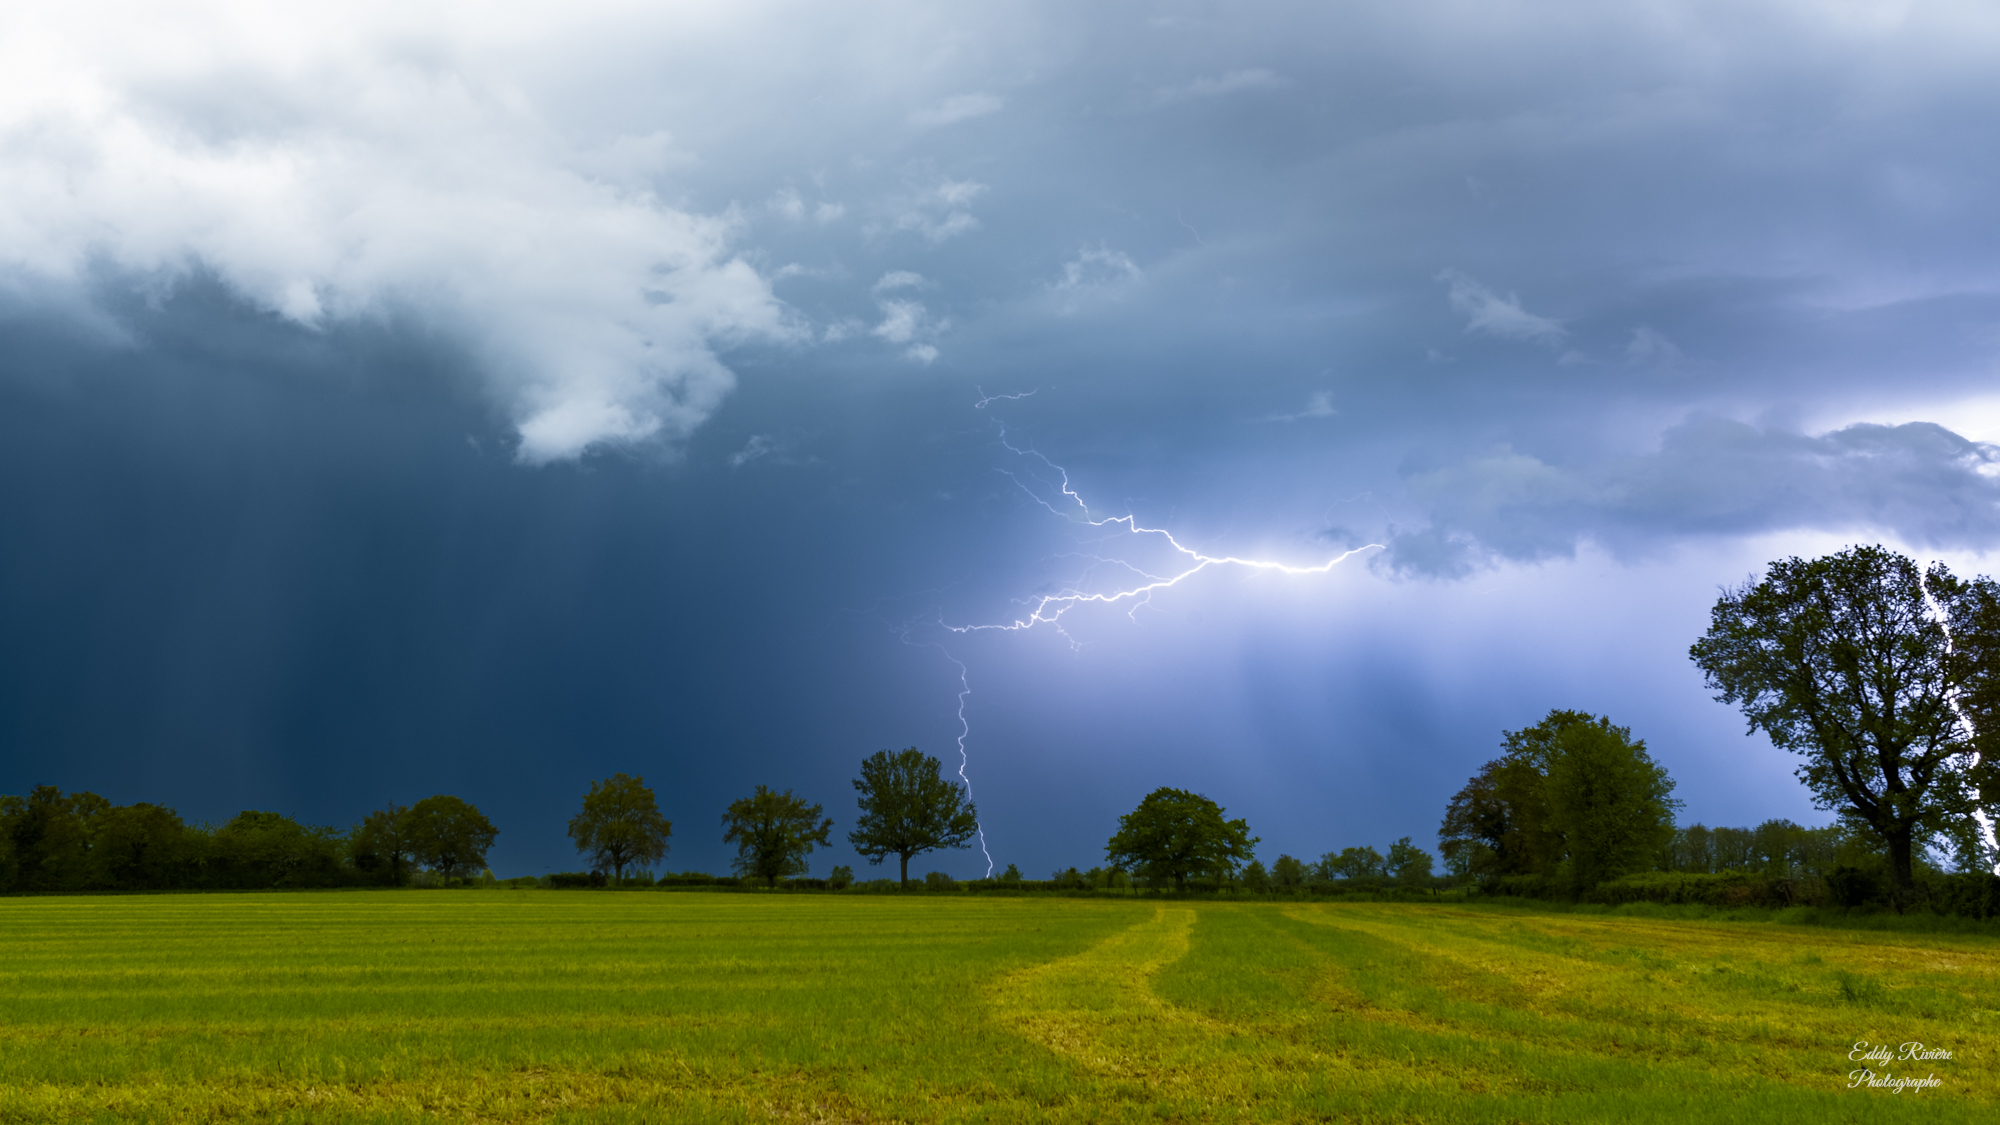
[402,795,498,883]
[847,747,980,887]
[348,803,413,886]
[1104,787,1256,890]
[722,785,833,888]
[568,773,673,883]
[1690,545,2000,893]
[1439,710,1677,892]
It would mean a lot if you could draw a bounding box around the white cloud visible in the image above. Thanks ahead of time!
[909,92,1003,128]
[891,180,987,243]
[873,299,926,344]
[1053,245,1141,292]
[1626,326,1683,365]
[1437,269,1566,345]
[871,288,944,362]
[772,188,842,225]
[0,3,796,463]
[729,434,776,468]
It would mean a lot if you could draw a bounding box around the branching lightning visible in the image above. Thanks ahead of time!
[1920,568,2000,873]
[914,389,1384,877]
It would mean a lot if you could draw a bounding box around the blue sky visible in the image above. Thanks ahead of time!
[3,1,1998,877]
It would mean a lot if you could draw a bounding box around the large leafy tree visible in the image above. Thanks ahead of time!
[722,786,833,888]
[847,748,979,888]
[568,773,673,884]
[1439,710,1677,892]
[0,787,109,892]
[1104,788,1256,891]
[212,810,344,888]
[1691,545,2000,895]
[402,795,499,883]
[91,803,189,889]
[1536,713,1679,889]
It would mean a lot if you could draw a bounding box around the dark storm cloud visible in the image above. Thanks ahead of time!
[1390,419,2000,577]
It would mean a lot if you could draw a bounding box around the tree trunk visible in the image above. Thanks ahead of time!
[1886,828,1915,910]
[900,852,910,889]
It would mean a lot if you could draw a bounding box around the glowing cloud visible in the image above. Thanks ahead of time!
[0,3,795,463]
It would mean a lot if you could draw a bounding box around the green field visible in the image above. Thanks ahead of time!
[0,892,1993,1122]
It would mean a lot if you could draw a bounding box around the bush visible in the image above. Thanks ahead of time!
[1586,871,1819,909]
[655,871,740,887]
[1826,864,1882,908]
[546,871,606,889]
[828,865,854,890]
[1927,872,2000,919]
[923,871,956,891]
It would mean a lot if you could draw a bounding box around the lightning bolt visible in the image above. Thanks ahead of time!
[1921,567,2000,874]
[916,390,1385,878]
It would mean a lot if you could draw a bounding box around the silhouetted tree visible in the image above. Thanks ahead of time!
[1270,854,1307,888]
[92,803,189,889]
[1387,837,1433,887]
[847,747,979,888]
[568,773,673,884]
[0,787,103,891]
[212,810,344,888]
[1241,858,1270,892]
[1104,788,1256,891]
[347,803,413,886]
[1691,545,2000,898]
[722,786,832,888]
[403,795,498,883]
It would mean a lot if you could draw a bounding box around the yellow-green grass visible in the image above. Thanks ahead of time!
[0,892,1993,1122]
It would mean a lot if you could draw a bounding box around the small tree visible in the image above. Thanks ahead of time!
[403,795,498,884]
[1241,859,1271,893]
[1104,788,1257,891]
[1691,545,2000,898]
[568,773,673,884]
[722,785,832,888]
[1329,846,1388,881]
[1270,854,1307,888]
[348,803,413,886]
[1387,837,1433,887]
[847,747,980,888]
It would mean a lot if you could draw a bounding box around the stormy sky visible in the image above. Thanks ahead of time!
[4,1,1999,877]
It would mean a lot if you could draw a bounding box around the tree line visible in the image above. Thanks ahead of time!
[0,746,981,895]
[1436,545,2000,916]
[0,790,497,893]
[13,546,1997,911]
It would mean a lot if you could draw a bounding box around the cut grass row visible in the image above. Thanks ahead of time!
[0,892,1992,1121]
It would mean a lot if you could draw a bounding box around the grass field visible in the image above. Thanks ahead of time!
[0,892,1994,1122]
